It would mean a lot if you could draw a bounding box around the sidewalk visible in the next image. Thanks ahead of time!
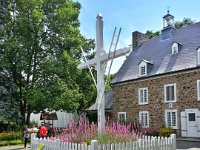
[177,137,200,150]
[0,144,31,150]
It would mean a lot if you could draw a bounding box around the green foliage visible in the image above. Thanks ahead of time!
[145,30,160,39]
[175,18,195,29]
[159,127,173,137]
[0,132,22,141]
[0,141,7,146]
[0,121,21,132]
[8,140,23,145]
[36,144,45,150]
[0,140,23,146]
[0,0,96,125]
[144,18,195,39]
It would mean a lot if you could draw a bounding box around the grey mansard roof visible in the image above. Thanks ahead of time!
[112,22,200,84]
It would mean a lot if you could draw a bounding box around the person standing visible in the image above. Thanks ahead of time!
[39,123,47,138]
[23,125,29,148]
[30,124,38,133]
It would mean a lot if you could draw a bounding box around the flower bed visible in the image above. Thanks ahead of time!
[53,117,141,144]
[0,132,22,141]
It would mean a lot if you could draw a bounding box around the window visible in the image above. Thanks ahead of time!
[172,43,179,54]
[118,112,126,122]
[140,66,146,75]
[139,61,147,76]
[188,113,196,121]
[197,47,200,65]
[165,109,177,129]
[197,80,200,100]
[139,111,149,128]
[164,83,176,102]
[138,88,148,105]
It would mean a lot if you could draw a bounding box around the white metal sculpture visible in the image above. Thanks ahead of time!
[78,13,130,136]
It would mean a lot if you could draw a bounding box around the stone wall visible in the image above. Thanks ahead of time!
[112,69,200,132]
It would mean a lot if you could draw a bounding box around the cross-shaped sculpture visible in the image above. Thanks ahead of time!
[78,13,130,136]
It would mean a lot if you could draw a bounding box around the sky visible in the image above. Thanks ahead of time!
[75,0,200,74]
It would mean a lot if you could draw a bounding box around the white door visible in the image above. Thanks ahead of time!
[187,111,198,137]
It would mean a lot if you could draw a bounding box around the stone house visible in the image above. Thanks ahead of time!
[112,11,200,137]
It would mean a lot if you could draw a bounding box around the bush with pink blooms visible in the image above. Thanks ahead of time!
[54,116,141,145]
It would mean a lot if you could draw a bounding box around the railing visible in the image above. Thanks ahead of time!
[31,134,176,150]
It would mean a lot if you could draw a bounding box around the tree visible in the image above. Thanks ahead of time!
[0,0,96,126]
[145,30,160,39]
[145,18,195,38]
[175,18,194,29]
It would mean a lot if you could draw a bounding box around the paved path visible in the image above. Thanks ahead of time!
[0,145,30,150]
[177,137,200,150]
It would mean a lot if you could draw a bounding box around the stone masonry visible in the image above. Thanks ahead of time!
[112,68,200,133]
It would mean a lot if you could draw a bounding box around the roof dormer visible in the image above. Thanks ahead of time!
[139,60,153,76]
[172,42,181,54]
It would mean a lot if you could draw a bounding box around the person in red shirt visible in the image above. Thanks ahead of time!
[39,123,47,138]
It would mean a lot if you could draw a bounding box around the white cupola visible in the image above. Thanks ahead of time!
[161,10,175,40]
[163,10,175,28]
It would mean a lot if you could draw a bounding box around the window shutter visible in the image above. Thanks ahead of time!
[181,112,187,137]
[198,81,200,100]
[197,111,200,137]
[198,52,200,65]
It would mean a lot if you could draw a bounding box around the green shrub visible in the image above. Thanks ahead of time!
[8,140,23,145]
[0,141,7,146]
[159,127,172,137]
[0,132,22,141]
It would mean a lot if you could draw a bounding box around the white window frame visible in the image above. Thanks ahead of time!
[139,61,147,76]
[138,87,148,105]
[165,109,178,129]
[139,111,149,128]
[172,43,179,54]
[118,112,126,122]
[197,80,200,100]
[164,83,176,103]
[197,47,200,65]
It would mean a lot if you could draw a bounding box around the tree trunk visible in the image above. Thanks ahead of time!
[26,111,31,125]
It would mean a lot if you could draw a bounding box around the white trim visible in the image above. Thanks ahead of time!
[197,80,200,101]
[118,112,126,121]
[139,111,149,128]
[164,83,177,103]
[165,109,178,129]
[138,87,148,105]
[197,47,200,65]
[139,61,147,76]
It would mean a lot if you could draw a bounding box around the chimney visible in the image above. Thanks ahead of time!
[132,31,148,49]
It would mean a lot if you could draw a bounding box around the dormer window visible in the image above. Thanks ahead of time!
[139,60,153,76]
[172,42,179,54]
[139,61,147,76]
[197,47,200,65]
